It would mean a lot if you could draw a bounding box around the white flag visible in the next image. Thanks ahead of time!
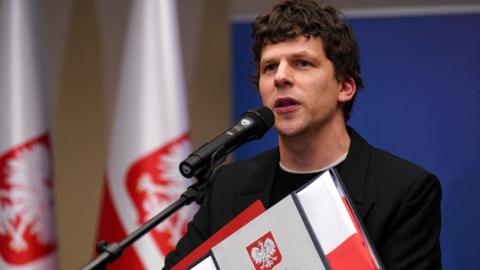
[96,0,196,268]
[0,0,58,269]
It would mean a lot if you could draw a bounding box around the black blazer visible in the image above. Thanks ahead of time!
[165,128,442,269]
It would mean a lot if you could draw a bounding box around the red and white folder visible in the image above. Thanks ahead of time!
[180,169,383,270]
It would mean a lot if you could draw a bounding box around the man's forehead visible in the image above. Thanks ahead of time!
[260,36,325,61]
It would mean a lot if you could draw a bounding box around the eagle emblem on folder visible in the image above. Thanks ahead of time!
[247,231,282,270]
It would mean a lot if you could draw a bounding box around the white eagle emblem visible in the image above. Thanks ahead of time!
[248,234,282,270]
[129,134,196,251]
[0,142,55,253]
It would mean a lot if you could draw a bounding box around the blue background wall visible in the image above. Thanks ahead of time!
[232,14,480,269]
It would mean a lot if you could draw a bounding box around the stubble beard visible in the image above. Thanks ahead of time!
[275,109,338,145]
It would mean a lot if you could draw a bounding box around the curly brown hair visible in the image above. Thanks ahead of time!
[252,0,364,121]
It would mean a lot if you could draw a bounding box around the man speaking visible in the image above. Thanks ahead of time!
[165,0,442,269]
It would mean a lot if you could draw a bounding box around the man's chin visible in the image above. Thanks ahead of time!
[275,124,304,138]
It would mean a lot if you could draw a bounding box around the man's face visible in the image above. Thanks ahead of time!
[259,35,352,138]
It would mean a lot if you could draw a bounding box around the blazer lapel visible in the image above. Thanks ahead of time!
[234,149,279,213]
[338,127,375,220]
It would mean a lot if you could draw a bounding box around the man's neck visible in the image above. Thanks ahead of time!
[278,122,350,173]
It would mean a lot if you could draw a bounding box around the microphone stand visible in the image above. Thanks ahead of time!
[80,149,226,270]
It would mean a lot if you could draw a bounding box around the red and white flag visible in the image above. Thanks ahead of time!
[0,1,58,269]
[95,0,196,268]
[297,171,380,270]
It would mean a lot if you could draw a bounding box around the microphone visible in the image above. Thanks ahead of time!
[179,106,274,178]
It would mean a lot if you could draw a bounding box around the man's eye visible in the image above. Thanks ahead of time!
[263,64,277,73]
[295,60,311,67]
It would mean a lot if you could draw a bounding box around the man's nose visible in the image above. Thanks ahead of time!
[274,62,293,88]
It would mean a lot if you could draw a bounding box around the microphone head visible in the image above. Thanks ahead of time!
[180,106,274,178]
[241,106,274,139]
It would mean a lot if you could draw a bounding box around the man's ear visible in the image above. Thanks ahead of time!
[338,76,356,102]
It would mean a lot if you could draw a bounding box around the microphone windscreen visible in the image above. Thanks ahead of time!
[242,106,274,137]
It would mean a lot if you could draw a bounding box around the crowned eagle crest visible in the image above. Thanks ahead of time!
[249,235,281,270]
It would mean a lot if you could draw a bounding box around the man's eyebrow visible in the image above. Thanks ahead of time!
[260,50,316,66]
[261,51,313,61]
[290,51,313,58]
[259,58,276,66]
